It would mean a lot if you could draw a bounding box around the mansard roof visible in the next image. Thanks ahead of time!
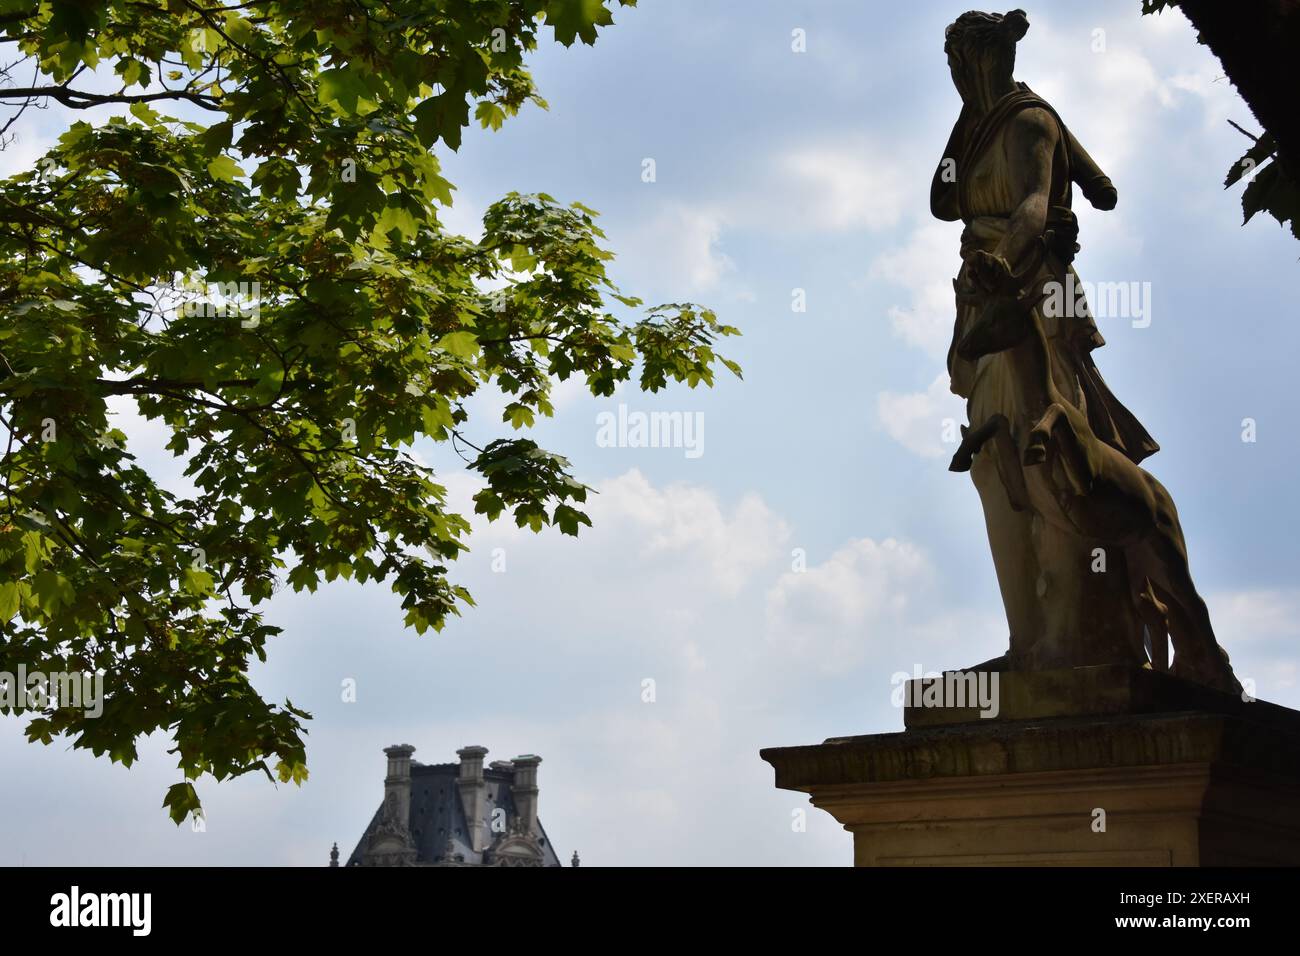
[346,758,561,867]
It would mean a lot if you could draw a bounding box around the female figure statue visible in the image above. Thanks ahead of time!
[932,9,1238,693]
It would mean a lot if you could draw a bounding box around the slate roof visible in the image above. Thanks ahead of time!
[346,760,561,866]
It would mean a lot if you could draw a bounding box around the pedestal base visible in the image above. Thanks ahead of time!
[761,669,1300,866]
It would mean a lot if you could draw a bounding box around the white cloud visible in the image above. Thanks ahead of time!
[776,137,914,232]
[1212,589,1300,642]
[877,372,963,460]
[612,202,734,297]
[1208,589,1300,696]
[476,468,791,600]
[765,536,934,673]
[608,134,917,302]
[868,220,963,358]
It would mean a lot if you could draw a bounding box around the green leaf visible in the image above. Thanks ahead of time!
[30,570,74,613]
[1240,159,1300,230]
[505,403,535,429]
[545,0,619,46]
[206,155,243,183]
[553,504,591,537]
[162,782,202,825]
[275,759,309,785]
[0,582,20,622]
[318,66,373,116]
[413,93,469,150]
[128,101,163,127]
[1225,132,1276,188]
[475,101,506,131]
[375,203,418,240]
[182,567,215,596]
[116,58,148,87]
[438,330,481,358]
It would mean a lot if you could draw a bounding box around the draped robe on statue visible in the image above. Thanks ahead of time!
[942,84,1158,668]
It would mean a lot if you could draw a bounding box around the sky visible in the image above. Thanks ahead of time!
[2,0,1299,867]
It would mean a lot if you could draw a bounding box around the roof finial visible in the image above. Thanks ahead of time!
[571,850,580,868]
[329,842,340,867]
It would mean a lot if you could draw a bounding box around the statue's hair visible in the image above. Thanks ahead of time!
[944,9,1030,56]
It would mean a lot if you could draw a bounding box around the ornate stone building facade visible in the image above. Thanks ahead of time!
[333,744,572,867]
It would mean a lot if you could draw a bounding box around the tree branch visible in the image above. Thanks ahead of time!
[0,85,222,111]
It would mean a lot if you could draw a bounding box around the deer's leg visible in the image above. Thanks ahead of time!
[949,415,1003,473]
[1025,403,1067,465]
[1132,575,1170,672]
[1143,525,1241,695]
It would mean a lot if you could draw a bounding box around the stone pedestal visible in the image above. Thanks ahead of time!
[761,667,1300,866]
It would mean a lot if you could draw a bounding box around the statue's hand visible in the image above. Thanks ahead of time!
[1085,175,1118,211]
[968,249,1015,293]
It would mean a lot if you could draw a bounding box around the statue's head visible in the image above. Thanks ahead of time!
[944,10,1029,105]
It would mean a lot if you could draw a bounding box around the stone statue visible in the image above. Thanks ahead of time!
[931,9,1240,694]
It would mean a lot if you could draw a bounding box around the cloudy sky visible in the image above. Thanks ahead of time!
[3,0,1299,866]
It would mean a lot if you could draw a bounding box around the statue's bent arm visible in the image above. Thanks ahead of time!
[995,106,1058,269]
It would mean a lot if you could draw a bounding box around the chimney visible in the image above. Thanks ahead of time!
[511,754,542,834]
[383,744,416,825]
[457,745,489,852]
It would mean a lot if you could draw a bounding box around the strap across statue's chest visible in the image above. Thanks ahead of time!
[957,92,1073,221]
